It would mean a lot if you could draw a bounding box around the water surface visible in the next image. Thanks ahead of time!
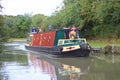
[0,42,120,80]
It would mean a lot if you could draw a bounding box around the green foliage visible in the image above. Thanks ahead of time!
[0,0,120,40]
[13,15,32,38]
[31,14,48,31]
[1,14,49,38]
[3,15,32,38]
[0,15,10,42]
[55,0,120,39]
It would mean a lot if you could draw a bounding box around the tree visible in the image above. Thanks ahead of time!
[0,1,9,42]
[50,0,120,39]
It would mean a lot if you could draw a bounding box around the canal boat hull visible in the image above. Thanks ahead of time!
[25,45,90,57]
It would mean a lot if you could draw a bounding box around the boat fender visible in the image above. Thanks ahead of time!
[79,42,86,49]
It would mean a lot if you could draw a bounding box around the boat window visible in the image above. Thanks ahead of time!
[64,40,70,43]
[58,39,86,46]
[58,40,64,45]
[64,39,85,44]
[78,40,85,43]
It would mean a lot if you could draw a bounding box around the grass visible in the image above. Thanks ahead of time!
[8,38,26,42]
[88,39,120,48]
[88,43,107,48]
[8,38,120,48]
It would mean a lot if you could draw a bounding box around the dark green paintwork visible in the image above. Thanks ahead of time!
[54,30,65,46]
[54,29,83,46]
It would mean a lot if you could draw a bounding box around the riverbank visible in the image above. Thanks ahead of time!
[8,38,26,42]
[88,39,120,48]
[8,38,120,48]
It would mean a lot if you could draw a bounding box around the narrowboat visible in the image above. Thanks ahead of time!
[25,27,91,57]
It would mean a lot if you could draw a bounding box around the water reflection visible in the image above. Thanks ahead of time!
[0,52,52,80]
[28,53,91,80]
[87,53,120,80]
[0,43,91,80]
[91,52,120,64]
[0,50,28,80]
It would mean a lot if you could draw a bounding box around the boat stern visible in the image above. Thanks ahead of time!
[57,39,91,57]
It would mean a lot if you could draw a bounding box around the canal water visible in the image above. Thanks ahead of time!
[0,41,120,80]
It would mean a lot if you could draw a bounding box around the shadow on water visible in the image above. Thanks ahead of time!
[0,41,120,80]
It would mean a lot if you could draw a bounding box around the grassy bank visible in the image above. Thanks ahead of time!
[88,39,120,48]
[8,38,26,42]
[8,38,120,48]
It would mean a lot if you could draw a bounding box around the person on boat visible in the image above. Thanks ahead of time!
[69,26,79,39]
[48,25,52,31]
[31,26,37,34]
[38,27,42,33]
